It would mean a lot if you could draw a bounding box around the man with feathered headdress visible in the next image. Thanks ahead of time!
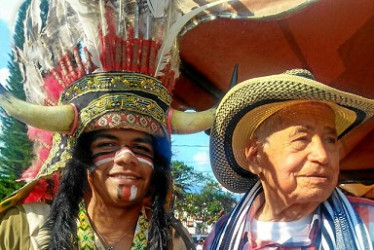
[0,0,255,249]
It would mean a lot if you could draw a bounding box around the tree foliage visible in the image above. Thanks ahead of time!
[0,0,33,200]
[171,161,205,214]
[171,161,237,231]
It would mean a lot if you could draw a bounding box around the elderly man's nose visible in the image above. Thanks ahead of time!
[309,138,329,164]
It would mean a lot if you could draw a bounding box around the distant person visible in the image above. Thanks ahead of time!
[205,69,374,249]
[196,239,204,250]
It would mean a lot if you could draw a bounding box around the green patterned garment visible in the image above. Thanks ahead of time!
[77,202,148,250]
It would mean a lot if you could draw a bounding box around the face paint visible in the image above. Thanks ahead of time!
[89,152,116,172]
[114,148,136,160]
[136,157,153,169]
[129,185,138,201]
[114,147,154,169]
[117,185,138,201]
[90,146,154,173]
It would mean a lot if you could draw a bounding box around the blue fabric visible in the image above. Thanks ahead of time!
[211,182,373,250]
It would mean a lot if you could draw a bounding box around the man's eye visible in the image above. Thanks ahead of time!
[290,136,310,150]
[97,142,116,148]
[294,136,309,142]
[325,137,337,144]
[93,142,120,153]
[132,145,153,157]
[133,145,150,152]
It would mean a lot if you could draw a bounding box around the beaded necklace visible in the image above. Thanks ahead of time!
[77,202,148,250]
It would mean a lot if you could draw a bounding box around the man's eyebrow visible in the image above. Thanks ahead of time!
[289,125,337,137]
[289,126,310,137]
[324,126,338,136]
[133,136,153,145]
[91,133,118,141]
[91,133,153,145]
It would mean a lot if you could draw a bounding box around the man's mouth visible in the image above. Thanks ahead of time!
[111,175,138,179]
[109,174,141,184]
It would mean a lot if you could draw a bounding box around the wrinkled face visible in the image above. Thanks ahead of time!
[253,103,339,204]
[87,129,154,206]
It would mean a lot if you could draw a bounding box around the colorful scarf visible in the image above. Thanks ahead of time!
[211,181,373,250]
[77,202,148,250]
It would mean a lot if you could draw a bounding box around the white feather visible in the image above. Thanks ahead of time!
[147,0,169,18]
[65,0,103,70]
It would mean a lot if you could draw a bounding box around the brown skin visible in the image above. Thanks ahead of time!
[84,129,154,249]
[244,103,339,222]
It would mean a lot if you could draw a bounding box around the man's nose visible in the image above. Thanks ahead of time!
[114,147,138,167]
[308,137,329,164]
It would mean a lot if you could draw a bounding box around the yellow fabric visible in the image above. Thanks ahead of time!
[0,205,31,250]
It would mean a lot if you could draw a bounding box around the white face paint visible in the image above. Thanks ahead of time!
[90,147,154,172]
[114,147,154,169]
[115,148,136,159]
[129,185,138,201]
[136,157,153,169]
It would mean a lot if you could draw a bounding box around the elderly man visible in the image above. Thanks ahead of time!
[206,69,374,249]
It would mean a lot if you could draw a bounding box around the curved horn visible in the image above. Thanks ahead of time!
[170,64,239,134]
[0,85,75,134]
[170,108,216,134]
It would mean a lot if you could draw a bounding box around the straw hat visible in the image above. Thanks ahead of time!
[210,69,374,193]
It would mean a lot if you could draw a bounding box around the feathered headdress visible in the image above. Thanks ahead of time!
[0,0,245,211]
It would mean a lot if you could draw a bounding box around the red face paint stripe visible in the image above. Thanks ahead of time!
[117,185,131,201]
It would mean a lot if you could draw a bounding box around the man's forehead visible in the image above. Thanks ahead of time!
[272,102,334,122]
[289,124,337,136]
[260,102,337,136]
[91,129,152,142]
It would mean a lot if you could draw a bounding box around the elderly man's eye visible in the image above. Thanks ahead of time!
[325,137,337,144]
[294,136,309,142]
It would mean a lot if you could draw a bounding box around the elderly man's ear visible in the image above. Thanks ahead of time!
[244,139,262,175]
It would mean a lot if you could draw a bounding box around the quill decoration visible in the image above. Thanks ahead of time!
[147,0,169,18]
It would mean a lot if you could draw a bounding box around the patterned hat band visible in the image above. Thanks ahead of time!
[60,72,172,107]
[85,111,164,137]
[65,72,171,137]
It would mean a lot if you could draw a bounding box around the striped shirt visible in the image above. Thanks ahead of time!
[204,195,374,249]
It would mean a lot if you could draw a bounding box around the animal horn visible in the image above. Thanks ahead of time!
[0,84,76,134]
[170,64,239,134]
[228,63,239,90]
[169,107,216,134]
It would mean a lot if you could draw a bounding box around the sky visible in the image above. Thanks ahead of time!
[0,0,214,178]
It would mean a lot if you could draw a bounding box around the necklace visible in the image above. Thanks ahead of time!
[77,202,148,250]
[89,216,134,250]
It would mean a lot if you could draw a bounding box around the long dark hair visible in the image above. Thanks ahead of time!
[42,131,172,250]
[148,136,172,250]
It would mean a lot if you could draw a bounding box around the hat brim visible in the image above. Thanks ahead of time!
[210,74,374,193]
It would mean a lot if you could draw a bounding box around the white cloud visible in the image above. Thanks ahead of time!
[0,0,24,27]
[0,67,10,84]
[193,151,209,165]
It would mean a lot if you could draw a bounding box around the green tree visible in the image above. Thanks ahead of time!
[0,0,34,200]
[185,180,236,227]
[171,161,206,217]
[170,161,237,232]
